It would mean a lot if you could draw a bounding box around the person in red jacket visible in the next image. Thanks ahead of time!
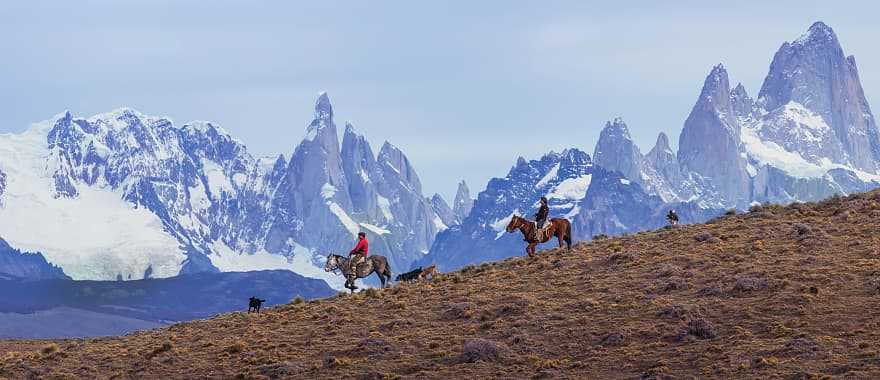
[346,232,369,287]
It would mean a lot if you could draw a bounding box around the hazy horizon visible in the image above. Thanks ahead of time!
[2,1,879,201]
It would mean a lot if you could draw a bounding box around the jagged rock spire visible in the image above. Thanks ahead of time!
[378,141,423,194]
[453,180,474,221]
[730,83,757,121]
[431,194,456,227]
[593,117,643,181]
[758,21,880,173]
[678,64,750,206]
[341,122,381,219]
[314,92,333,122]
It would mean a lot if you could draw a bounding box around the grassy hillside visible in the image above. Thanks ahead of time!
[2,192,880,379]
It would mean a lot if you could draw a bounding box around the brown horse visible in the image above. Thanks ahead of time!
[505,215,572,257]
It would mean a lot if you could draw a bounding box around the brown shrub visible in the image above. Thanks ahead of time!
[608,252,639,265]
[345,338,393,358]
[41,343,60,356]
[441,302,474,320]
[694,232,720,243]
[225,341,246,354]
[697,283,724,297]
[657,304,700,320]
[146,342,173,359]
[793,223,813,237]
[599,332,625,347]
[257,361,303,379]
[868,277,880,295]
[655,264,681,278]
[460,265,478,274]
[640,365,674,380]
[322,355,352,369]
[510,335,527,345]
[774,337,822,359]
[459,339,501,363]
[682,317,717,340]
[733,276,770,292]
[747,211,776,220]
[363,287,381,298]
[657,277,689,293]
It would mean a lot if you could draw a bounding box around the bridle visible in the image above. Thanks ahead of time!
[325,254,344,275]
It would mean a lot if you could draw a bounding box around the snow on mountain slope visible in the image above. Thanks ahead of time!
[0,118,185,280]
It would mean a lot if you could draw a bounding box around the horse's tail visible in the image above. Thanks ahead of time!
[376,256,393,281]
[385,262,393,280]
[564,220,572,250]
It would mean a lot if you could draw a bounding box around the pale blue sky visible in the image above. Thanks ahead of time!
[2,1,878,200]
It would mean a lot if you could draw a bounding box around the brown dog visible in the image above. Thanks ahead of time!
[418,265,439,281]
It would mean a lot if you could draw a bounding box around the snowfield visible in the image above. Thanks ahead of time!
[0,120,185,280]
[546,174,592,201]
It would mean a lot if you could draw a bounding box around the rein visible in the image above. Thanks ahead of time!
[512,216,535,242]
[327,254,346,275]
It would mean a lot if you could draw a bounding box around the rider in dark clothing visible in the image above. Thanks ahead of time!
[533,197,550,240]
[535,197,549,229]
[666,209,679,226]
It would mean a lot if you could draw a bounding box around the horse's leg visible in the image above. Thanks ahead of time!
[376,270,386,288]
[527,242,536,258]
[557,231,565,249]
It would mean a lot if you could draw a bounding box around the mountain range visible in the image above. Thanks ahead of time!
[0,93,458,285]
[422,21,880,270]
[1,21,877,284]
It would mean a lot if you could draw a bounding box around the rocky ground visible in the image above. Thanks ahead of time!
[2,191,880,379]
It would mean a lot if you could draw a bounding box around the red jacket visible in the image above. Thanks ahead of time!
[349,238,368,257]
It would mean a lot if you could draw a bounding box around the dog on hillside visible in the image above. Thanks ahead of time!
[395,267,423,282]
[248,296,266,313]
[418,264,439,281]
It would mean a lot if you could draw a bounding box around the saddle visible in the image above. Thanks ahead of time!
[352,257,373,277]
[533,222,550,241]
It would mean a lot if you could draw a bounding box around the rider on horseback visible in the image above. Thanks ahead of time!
[666,209,679,226]
[533,197,549,241]
[346,232,369,288]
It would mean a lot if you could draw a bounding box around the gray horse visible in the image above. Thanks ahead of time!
[324,254,393,292]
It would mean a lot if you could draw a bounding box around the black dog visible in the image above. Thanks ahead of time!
[248,297,266,313]
[395,267,422,282]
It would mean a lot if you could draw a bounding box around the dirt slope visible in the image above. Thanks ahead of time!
[2,192,880,379]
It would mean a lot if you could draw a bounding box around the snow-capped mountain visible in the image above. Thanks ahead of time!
[0,93,447,285]
[424,21,880,271]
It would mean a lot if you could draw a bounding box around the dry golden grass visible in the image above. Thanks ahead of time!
[2,191,880,379]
